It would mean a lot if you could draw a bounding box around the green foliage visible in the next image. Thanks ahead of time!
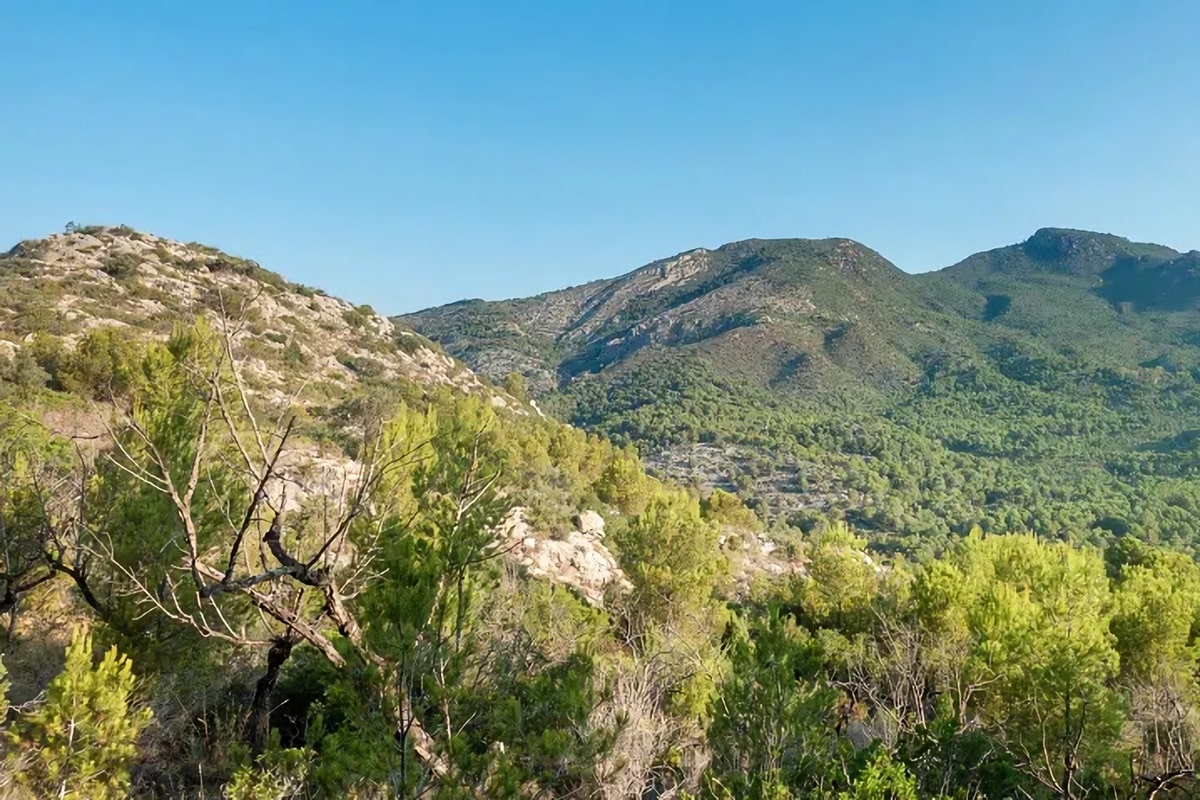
[503,371,528,402]
[0,347,51,392]
[21,218,1200,796]
[406,230,1200,562]
[706,609,839,798]
[100,251,141,278]
[10,627,151,799]
[883,534,1124,794]
[701,487,762,530]
[0,401,75,619]
[838,750,920,800]
[595,447,654,514]
[614,488,724,624]
[341,305,372,329]
[282,339,306,365]
[334,350,385,377]
[57,327,143,399]
[223,733,312,800]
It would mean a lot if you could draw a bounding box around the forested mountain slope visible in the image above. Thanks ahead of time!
[405,228,1200,553]
[403,237,949,397]
[9,225,1200,798]
[0,224,778,797]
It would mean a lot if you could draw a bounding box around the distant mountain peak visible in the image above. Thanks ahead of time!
[1022,227,1143,264]
[937,227,1181,281]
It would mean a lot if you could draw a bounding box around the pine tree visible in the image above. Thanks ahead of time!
[12,627,152,799]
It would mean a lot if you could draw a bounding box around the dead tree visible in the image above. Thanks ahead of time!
[67,313,504,791]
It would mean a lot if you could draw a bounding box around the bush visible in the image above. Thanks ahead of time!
[223,733,313,800]
[282,341,307,366]
[58,328,142,400]
[341,307,370,329]
[101,252,141,278]
[505,371,529,402]
[334,352,384,378]
[0,347,50,391]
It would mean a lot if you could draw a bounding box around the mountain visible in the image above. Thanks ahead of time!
[13,223,1200,553]
[0,224,790,611]
[924,227,1200,369]
[10,225,1200,800]
[402,237,963,400]
[404,228,1200,396]
[404,228,1200,553]
[9,225,1200,800]
[0,227,792,798]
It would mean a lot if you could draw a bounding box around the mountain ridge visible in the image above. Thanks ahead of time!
[402,235,933,396]
[402,226,1200,551]
[403,226,1200,393]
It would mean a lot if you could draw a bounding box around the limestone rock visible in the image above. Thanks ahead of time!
[574,510,606,538]
[496,507,631,607]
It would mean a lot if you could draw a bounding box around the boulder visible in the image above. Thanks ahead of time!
[574,510,606,538]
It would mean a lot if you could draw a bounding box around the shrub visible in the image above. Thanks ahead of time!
[505,371,529,402]
[1,347,51,391]
[9,627,152,800]
[223,733,313,800]
[282,341,306,366]
[341,307,370,329]
[101,252,141,279]
[58,328,142,400]
[334,352,384,378]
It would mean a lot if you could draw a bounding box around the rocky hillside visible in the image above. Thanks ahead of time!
[0,224,800,612]
[402,237,959,399]
[0,225,516,408]
[405,228,1200,401]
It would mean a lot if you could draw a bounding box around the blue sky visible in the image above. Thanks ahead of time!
[3,1,1198,312]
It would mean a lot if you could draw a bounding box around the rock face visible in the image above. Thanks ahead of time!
[724,529,808,596]
[497,508,632,606]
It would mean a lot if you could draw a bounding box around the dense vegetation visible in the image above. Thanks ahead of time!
[7,226,1200,797]
[408,229,1200,558]
[556,341,1200,559]
[0,316,1199,798]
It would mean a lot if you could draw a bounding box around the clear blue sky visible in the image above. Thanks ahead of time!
[4,1,1198,312]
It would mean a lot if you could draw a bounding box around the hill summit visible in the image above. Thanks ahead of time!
[402,236,925,397]
[0,224,508,404]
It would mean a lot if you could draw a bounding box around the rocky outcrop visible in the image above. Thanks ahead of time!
[497,508,632,607]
